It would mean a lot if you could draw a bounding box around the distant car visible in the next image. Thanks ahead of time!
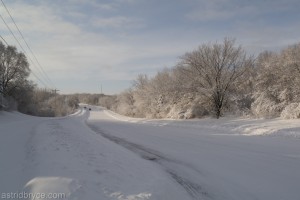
[89,108,91,111]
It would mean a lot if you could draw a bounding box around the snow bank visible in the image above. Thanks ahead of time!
[100,108,300,139]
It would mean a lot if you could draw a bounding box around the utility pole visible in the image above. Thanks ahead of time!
[52,89,59,108]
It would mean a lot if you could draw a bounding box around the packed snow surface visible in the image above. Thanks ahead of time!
[1,105,300,200]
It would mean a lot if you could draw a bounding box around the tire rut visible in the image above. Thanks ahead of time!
[87,123,212,200]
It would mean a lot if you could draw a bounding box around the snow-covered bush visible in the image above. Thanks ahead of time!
[251,93,284,118]
[163,93,210,119]
[98,95,116,109]
[17,89,79,117]
[252,44,300,118]
[226,95,253,117]
[281,103,300,119]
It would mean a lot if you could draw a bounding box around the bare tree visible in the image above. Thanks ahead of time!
[178,38,254,118]
[0,42,30,97]
[285,43,300,71]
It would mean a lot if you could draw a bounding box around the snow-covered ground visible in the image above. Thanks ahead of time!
[0,109,188,200]
[1,106,300,200]
[103,109,300,139]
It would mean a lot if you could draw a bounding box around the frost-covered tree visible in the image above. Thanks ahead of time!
[67,96,79,109]
[98,95,116,110]
[282,43,300,75]
[252,43,300,119]
[177,38,254,118]
[132,74,155,117]
[111,89,135,116]
[0,42,30,97]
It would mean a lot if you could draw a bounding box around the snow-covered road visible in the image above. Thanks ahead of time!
[0,109,189,200]
[1,107,300,200]
[87,106,300,200]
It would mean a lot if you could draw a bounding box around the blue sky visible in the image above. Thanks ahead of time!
[1,0,300,94]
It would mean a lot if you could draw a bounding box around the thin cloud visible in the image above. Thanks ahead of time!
[185,0,299,22]
[1,0,300,94]
[0,3,81,35]
[185,1,256,21]
[91,16,144,29]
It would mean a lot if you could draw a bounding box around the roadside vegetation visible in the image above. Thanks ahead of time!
[99,38,300,119]
[1,38,300,119]
[0,41,78,116]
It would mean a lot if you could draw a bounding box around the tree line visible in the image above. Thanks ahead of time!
[99,38,300,119]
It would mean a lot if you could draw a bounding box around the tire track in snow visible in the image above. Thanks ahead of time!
[87,123,211,200]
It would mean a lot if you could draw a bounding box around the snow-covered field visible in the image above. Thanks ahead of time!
[1,106,300,200]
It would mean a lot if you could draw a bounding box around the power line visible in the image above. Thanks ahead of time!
[0,34,8,45]
[0,37,48,88]
[0,10,50,88]
[0,0,56,88]
[30,71,49,88]
[0,0,55,88]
